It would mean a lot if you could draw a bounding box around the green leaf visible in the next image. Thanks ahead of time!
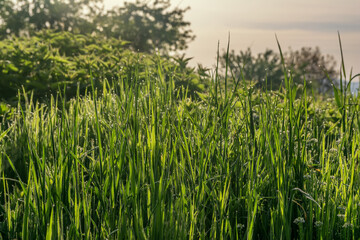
[293,188,321,209]
[7,63,19,72]
[0,125,13,142]
[46,209,54,240]
[333,84,342,109]
[291,85,297,102]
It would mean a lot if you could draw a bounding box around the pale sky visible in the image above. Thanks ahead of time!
[104,0,360,77]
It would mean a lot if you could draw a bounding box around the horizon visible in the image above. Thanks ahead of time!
[104,0,360,80]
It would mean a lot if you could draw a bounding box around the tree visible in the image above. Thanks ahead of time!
[96,0,195,53]
[0,0,23,36]
[285,47,337,93]
[222,48,284,89]
[0,0,102,38]
[0,0,195,54]
[221,47,338,94]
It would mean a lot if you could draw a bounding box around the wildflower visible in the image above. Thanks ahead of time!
[293,217,305,225]
[237,224,245,229]
[343,222,353,229]
[314,221,323,228]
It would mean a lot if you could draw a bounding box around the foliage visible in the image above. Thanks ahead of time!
[1,49,360,238]
[0,0,195,54]
[0,0,101,37]
[96,0,195,53]
[0,30,206,102]
[285,46,338,93]
[222,48,284,89]
[221,47,338,94]
[0,102,14,123]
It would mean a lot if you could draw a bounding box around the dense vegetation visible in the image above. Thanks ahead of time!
[1,1,360,239]
[0,0,194,54]
[1,30,360,239]
[220,47,337,93]
[0,31,206,103]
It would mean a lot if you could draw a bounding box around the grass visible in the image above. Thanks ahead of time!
[1,39,360,239]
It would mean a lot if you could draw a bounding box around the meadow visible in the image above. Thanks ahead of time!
[1,33,360,239]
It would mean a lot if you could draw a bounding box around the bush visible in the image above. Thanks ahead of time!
[0,30,208,103]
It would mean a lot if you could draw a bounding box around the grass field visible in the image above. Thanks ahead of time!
[1,40,360,239]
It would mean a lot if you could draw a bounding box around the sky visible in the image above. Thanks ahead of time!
[104,0,360,78]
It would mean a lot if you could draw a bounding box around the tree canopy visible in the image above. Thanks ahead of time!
[221,47,338,94]
[0,0,195,53]
[0,0,101,36]
[96,1,195,53]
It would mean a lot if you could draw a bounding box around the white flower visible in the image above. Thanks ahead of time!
[293,217,305,225]
[343,222,353,229]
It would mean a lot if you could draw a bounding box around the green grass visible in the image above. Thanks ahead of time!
[1,40,360,239]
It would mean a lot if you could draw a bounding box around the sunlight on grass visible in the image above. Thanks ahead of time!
[1,37,360,239]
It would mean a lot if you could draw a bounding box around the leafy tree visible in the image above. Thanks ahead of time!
[96,0,195,53]
[285,46,337,93]
[0,0,195,54]
[0,0,22,36]
[222,48,284,89]
[222,47,338,94]
[0,0,102,37]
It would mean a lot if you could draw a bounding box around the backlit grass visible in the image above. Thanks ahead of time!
[1,39,360,239]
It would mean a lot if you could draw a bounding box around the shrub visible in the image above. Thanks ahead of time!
[0,30,208,103]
